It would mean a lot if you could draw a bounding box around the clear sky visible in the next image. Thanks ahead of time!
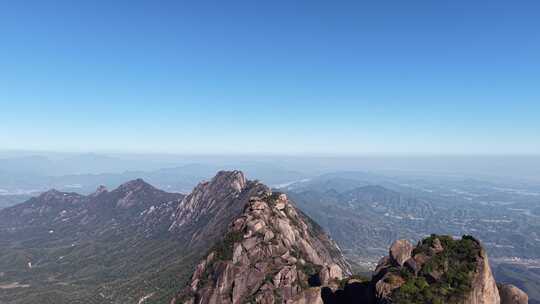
[1,0,539,155]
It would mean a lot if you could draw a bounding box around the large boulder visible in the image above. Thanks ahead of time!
[389,239,413,267]
[375,272,405,300]
[499,284,528,304]
[369,235,505,304]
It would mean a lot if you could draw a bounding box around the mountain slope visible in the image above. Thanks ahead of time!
[0,171,529,304]
[0,179,186,304]
[0,171,321,304]
[169,170,260,249]
[287,185,434,263]
[174,191,351,304]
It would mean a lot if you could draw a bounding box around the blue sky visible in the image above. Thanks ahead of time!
[1,0,539,155]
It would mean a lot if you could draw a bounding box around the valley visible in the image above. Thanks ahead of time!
[280,172,540,302]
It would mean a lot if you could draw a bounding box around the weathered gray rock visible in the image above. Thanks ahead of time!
[465,247,500,304]
[176,178,351,304]
[499,284,528,304]
[375,272,405,300]
[430,237,444,254]
[404,257,419,275]
[370,236,506,304]
[169,171,247,231]
[169,171,269,248]
[389,239,413,267]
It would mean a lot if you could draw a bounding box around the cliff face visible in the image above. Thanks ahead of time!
[174,190,351,304]
[367,235,502,304]
[466,247,500,304]
[169,171,247,231]
[320,235,513,304]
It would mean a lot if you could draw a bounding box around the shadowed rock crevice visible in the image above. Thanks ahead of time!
[308,273,322,287]
[321,282,375,304]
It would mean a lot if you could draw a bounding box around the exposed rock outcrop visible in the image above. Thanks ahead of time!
[389,239,413,267]
[169,170,268,248]
[325,235,509,304]
[169,171,247,230]
[174,187,351,304]
[466,246,500,304]
[374,235,501,304]
[499,284,528,304]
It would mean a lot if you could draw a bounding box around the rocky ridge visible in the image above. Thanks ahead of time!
[174,189,351,304]
[0,171,530,304]
[169,170,271,249]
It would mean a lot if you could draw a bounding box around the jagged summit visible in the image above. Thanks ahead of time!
[173,173,351,304]
[170,170,248,229]
[169,170,263,248]
[210,170,247,193]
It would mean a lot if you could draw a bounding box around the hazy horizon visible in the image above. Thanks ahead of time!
[1,150,539,183]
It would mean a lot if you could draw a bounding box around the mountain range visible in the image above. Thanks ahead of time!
[0,171,530,303]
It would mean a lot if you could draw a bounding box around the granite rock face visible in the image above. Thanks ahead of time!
[369,236,502,304]
[499,284,528,304]
[465,247,500,304]
[169,171,247,231]
[389,239,413,267]
[168,171,263,248]
[173,184,351,304]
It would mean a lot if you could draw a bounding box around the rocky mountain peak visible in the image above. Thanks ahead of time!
[111,178,162,209]
[211,170,247,193]
[115,178,154,192]
[173,188,351,304]
[168,170,250,236]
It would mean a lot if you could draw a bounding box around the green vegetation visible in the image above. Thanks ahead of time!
[0,235,199,304]
[191,229,244,293]
[297,261,323,289]
[297,261,323,277]
[212,230,243,261]
[392,235,481,304]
